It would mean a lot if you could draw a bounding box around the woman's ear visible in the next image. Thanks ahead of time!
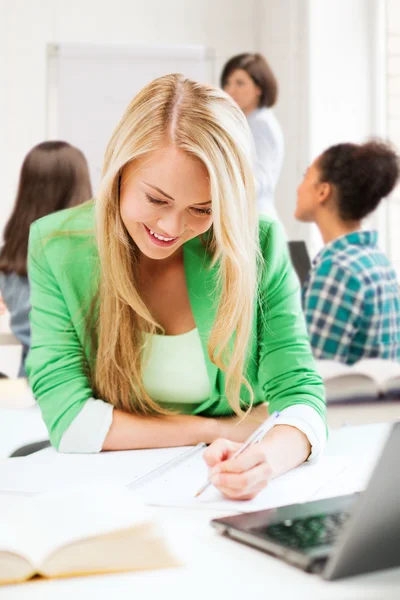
[317,181,332,206]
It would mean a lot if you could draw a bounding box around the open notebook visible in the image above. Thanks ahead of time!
[316,359,400,403]
[0,483,181,586]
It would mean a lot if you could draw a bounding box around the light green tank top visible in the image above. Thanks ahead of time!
[142,328,211,413]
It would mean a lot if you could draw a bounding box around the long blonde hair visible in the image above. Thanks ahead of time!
[94,73,260,416]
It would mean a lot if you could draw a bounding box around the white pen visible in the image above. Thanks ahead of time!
[195,411,280,498]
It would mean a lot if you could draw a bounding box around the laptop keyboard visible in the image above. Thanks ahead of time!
[253,512,351,550]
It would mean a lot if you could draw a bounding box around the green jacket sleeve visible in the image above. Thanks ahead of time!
[26,221,94,449]
[257,219,326,422]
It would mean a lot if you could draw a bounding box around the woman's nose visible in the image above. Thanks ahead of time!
[157,212,185,237]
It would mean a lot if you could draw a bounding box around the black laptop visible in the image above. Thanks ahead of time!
[288,240,311,286]
[211,421,400,580]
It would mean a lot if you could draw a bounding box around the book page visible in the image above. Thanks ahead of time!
[315,360,353,380]
[0,513,36,564]
[0,483,154,568]
[0,551,35,585]
[39,524,181,578]
[133,452,350,512]
[316,360,379,401]
[355,359,400,392]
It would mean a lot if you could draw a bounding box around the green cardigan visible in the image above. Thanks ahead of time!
[26,202,325,449]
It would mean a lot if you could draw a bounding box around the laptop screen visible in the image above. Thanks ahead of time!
[288,241,311,286]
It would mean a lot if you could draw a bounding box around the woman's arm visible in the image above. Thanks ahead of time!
[257,219,327,455]
[202,220,326,499]
[27,221,97,449]
[58,398,270,453]
[102,402,271,451]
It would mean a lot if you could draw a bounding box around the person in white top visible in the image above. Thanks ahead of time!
[221,53,284,221]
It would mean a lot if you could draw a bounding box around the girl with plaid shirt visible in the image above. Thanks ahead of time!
[296,140,400,365]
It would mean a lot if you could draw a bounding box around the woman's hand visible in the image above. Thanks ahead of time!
[203,439,273,500]
[203,424,311,500]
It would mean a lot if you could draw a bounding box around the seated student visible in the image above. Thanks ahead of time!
[296,140,400,365]
[0,141,92,377]
[26,74,325,501]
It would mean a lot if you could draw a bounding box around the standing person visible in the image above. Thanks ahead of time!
[221,53,284,220]
[0,141,92,376]
[296,140,400,365]
[27,74,325,501]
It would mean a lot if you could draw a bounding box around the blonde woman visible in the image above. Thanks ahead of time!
[27,74,325,501]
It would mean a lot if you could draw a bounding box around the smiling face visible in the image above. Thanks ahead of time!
[119,146,213,261]
[223,69,261,115]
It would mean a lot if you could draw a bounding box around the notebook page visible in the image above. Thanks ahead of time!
[0,446,193,495]
[133,453,350,513]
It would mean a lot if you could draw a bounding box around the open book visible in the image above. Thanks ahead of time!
[0,483,180,586]
[316,358,400,403]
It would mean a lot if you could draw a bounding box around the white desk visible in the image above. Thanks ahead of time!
[1,423,399,599]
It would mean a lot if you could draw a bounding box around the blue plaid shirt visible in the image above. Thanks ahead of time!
[302,231,400,365]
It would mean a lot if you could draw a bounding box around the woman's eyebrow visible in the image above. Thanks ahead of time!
[143,181,211,206]
[143,181,175,201]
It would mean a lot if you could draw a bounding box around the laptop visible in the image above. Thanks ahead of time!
[288,240,311,286]
[211,421,400,580]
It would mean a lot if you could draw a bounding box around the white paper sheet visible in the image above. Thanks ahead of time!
[0,446,194,494]
[133,454,350,513]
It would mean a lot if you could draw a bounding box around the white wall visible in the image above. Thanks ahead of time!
[0,0,259,239]
[307,0,386,254]
[258,0,311,243]
[258,0,386,253]
[387,0,400,274]
[308,0,378,156]
[0,0,387,254]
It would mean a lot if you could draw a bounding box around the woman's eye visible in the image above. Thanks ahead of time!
[192,207,212,216]
[146,194,166,206]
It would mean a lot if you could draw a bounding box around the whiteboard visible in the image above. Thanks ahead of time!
[46,43,215,191]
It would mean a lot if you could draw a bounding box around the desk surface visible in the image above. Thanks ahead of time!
[1,507,400,600]
[1,423,399,600]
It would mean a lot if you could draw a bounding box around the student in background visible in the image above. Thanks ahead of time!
[296,140,400,365]
[221,53,284,221]
[0,141,92,376]
[27,75,325,501]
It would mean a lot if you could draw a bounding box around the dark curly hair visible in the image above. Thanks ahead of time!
[317,140,399,221]
[220,53,278,108]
